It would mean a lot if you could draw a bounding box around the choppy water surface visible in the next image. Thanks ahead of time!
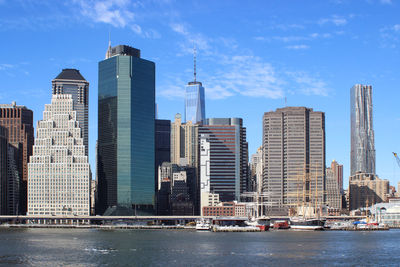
[0,228,398,266]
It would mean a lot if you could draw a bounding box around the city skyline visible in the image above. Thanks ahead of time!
[1,1,400,188]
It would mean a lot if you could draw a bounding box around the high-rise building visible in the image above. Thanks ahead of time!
[98,44,155,215]
[350,84,375,175]
[52,69,89,156]
[155,119,171,192]
[250,146,263,194]
[0,102,34,214]
[27,94,90,216]
[170,113,199,167]
[199,118,248,203]
[262,107,326,215]
[325,165,342,213]
[330,160,343,193]
[156,162,197,215]
[0,126,7,214]
[184,48,205,124]
[349,173,389,211]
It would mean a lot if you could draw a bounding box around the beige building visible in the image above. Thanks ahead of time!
[349,173,389,211]
[28,94,90,216]
[262,107,325,215]
[325,164,342,211]
[170,113,199,167]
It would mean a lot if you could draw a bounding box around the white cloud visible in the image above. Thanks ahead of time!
[0,64,15,70]
[380,0,392,4]
[287,72,329,96]
[319,15,347,26]
[75,0,134,28]
[393,24,400,32]
[285,44,310,50]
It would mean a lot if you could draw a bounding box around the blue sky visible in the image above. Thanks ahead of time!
[1,0,400,189]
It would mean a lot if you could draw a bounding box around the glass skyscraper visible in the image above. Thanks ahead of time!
[97,45,155,215]
[185,81,205,124]
[350,84,375,175]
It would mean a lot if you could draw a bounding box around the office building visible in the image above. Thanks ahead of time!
[0,102,34,214]
[170,113,199,167]
[199,118,248,204]
[98,44,155,215]
[349,173,389,211]
[156,162,197,215]
[325,166,342,213]
[350,84,375,175]
[184,49,205,124]
[155,119,171,193]
[27,94,90,216]
[262,107,326,215]
[52,69,89,156]
[330,160,344,193]
[250,146,263,194]
[0,126,7,214]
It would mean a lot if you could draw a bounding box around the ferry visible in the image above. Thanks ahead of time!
[195,219,211,231]
[289,218,325,230]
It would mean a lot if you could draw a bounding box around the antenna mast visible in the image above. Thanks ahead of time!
[193,44,197,83]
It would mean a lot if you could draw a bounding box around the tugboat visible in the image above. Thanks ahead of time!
[289,217,325,230]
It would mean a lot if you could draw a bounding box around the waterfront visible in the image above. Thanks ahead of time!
[0,229,399,266]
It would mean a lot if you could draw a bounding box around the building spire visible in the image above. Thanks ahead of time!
[193,44,197,83]
[105,30,112,59]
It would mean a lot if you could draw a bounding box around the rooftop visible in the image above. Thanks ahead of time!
[54,69,87,81]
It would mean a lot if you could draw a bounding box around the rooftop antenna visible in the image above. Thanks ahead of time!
[193,44,197,83]
[285,96,287,106]
[105,29,112,59]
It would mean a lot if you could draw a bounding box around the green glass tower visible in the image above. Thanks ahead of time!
[97,45,155,215]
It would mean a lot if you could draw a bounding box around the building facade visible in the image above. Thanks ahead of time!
[350,84,375,175]
[250,146,263,194]
[27,94,90,216]
[262,107,326,215]
[170,113,199,167]
[52,69,89,156]
[0,102,34,214]
[0,126,7,214]
[155,119,171,194]
[349,173,389,211]
[185,82,205,124]
[325,166,342,212]
[98,45,155,215]
[199,118,248,204]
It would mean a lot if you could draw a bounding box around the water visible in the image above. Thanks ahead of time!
[0,228,399,266]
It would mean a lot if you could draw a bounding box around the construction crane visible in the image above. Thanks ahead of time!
[393,152,400,168]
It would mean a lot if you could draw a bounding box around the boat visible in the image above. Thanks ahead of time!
[273,220,290,229]
[195,219,211,231]
[245,217,270,231]
[290,218,325,230]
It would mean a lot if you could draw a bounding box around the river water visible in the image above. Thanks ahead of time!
[0,228,398,266]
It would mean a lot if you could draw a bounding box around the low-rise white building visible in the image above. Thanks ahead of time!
[28,94,90,216]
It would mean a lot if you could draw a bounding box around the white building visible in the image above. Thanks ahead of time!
[28,94,90,216]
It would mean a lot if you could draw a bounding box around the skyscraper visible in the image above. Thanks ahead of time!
[170,113,199,167]
[0,126,7,214]
[27,94,90,216]
[0,102,34,214]
[52,69,89,156]
[350,84,375,175]
[184,49,205,124]
[199,118,248,203]
[98,45,155,215]
[262,107,325,215]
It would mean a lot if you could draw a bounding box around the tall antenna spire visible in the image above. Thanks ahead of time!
[105,29,112,59]
[193,44,197,83]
